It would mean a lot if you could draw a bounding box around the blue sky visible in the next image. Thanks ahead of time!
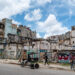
[0,0,75,38]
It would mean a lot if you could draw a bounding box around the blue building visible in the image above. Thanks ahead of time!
[2,18,17,38]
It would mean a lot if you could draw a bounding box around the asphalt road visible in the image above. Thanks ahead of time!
[0,64,75,75]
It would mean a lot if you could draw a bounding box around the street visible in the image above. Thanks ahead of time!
[0,64,75,75]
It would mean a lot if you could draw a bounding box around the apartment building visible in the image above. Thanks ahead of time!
[47,35,59,52]
[31,38,50,60]
[17,25,36,39]
[71,26,75,46]
[0,18,37,59]
[0,22,6,58]
[0,22,5,38]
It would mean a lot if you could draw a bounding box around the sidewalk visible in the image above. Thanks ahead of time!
[0,59,71,71]
[39,63,71,71]
[0,59,19,64]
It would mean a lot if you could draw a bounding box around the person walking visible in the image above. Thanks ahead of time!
[44,52,48,65]
[70,53,74,70]
[70,58,74,70]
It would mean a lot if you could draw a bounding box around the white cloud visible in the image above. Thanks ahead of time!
[56,0,75,7]
[69,10,72,15]
[0,0,31,19]
[31,0,51,6]
[36,33,41,38]
[36,14,69,38]
[27,24,32,27]
[68,0,75,6]
[0,0,52,20]
[12,20,21,25]
[24,9,42,21]
[0,0,75,20]
[36,0,51,5]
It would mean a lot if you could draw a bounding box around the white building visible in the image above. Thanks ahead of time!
[31,39,50,60]
[71,26,75,46]
[32,39,50,52]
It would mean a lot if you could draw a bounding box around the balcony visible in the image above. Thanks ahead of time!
[0,38,7,43]
[0,29,4,35]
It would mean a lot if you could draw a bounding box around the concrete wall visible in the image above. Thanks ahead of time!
[71,38,75,46]
[71,30,75,37]
[12,27,17,35]
[32,41,50,52]
[50,42,59,52]
[64,40,70,45]
[65,32,70,39]
[70,30,75,46]
[5,44,17,59]
[31,31,36,39]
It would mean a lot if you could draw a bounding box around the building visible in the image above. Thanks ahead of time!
[46,26,75,63]
[32,38,50,60]
[2,18,12,38]
[5,44,17,59]
[71,26,75,46]
[47,35,60,61]
[0,22,6,58]
[63,31,71,46]
[47,35,59,52]
[17,25,36,39]
[12,24,17,35]
[2,18,17,38]
[7,34,18,43]
[0,22,5,38]
[0,18,36,59]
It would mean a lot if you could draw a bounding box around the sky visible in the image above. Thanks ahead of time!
[0,0,75,38]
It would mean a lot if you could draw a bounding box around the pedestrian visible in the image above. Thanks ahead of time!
[44,52,49,65]
[70,59,74,70]
[70,53,74,70]
[19,50,28,66]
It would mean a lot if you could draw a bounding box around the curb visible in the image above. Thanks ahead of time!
[39,64,74,71]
